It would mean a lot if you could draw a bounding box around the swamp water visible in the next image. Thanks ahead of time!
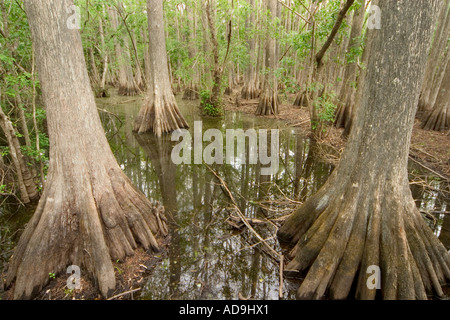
[0,94,448,299]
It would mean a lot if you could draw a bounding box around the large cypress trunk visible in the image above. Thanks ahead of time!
[134,0,188,136]
[277,0,449,300]
[5,0,168,300]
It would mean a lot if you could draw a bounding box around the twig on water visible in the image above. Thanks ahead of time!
[205,164,284,295]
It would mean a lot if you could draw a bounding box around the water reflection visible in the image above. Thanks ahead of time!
[96,95,450,299]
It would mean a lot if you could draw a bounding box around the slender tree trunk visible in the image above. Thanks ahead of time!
[205,0,225,109]
[14,85,32,149]
[418,0,449,115]
[142,28,151,84]
[134,0,188,136]
[241,0,260,100]
[421,60,450,131]
[31,44,45,186]
[98,13,108,91]
[88,46,100,86]
[131,30,145,91]
[0,103,39,204]
[108,6,139,96]
[334,3,365,129]
[256,0,279,116]
[183,3,200,100]
[293,2,317,107]
[6,0,168,299]
[278,0,449,300]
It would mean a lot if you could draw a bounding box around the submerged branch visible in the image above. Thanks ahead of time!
[206,164,282,260]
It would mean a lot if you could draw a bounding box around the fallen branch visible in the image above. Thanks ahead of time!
[107,287,141,300]
[279,255,284,299]
[408,155,449,182]
[206,164,282,261]
[97,108,123,125]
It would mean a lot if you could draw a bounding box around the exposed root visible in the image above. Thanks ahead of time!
[421,105,449,132]
[4,167,168,300]
[256,89,279,116]
[224,87,233,96]
[182,85,199,100]
[118,84,140,97]
[293,90,308,108]
[134,90,189,137]
[241,84,260,100]
[278,175,450,300]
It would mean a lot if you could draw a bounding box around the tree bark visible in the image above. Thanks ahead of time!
[134,0,188,136]
[256,0,279,116]
[183,3,200,100]
[334,3,365,129]
[205,0,225,110]
[6,0,168,299]
[278,0,449,300]
[418,0,449,115]
[108,5,139,96]
[421,60,450,131]
[0,104,38,204]
[241,0,260,100]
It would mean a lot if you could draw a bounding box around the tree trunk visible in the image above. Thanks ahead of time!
[108,6,139,96]
[183,3,200,100]
[256,0,279,116]
[308,0,355,137]
[241,0,260,100]
[205,0,225,110]
[0,104,39,204]
[421,60,450,131]
[6,0,168,300]
[277,0,449,300]
[134,0,188,136]
[98,12,109,93]
[334,4,365,129]
[142,28,151,84]
[418,0,449,115]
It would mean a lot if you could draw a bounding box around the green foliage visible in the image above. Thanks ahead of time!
[63,288,74,297]
[346,34,365,64]
[200,90,222,117]
[312,88,338,133]
[0,146,9,157]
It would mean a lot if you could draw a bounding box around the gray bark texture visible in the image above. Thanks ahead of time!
[278,0,449,300]
[241,0,260,100]
[256,0,279,116]
[6,0,168,299]
[134,0,188,136]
